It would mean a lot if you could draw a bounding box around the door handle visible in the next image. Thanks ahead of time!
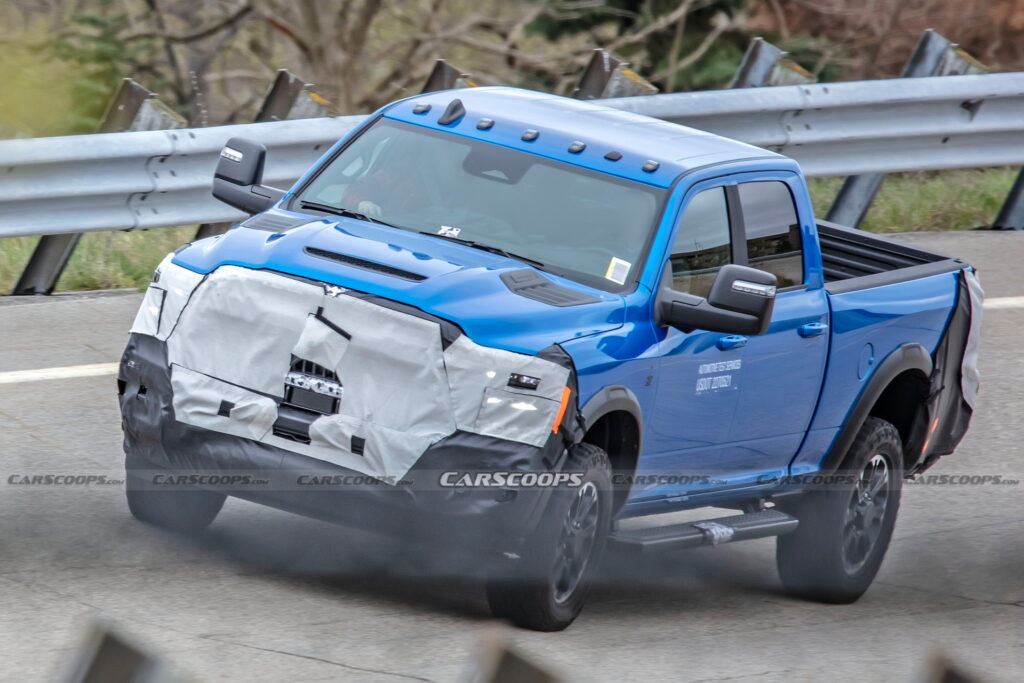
[716,335,748,350]
[798,322,829,338]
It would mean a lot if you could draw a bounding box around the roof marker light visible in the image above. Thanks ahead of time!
[604,151,622,161]
[642,160,660,173]
[412,103,431,114]
[521,129,539,141]
[477,118,494,130]
[568,141,586,154]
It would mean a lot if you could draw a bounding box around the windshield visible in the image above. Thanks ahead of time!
[292,119,665,291]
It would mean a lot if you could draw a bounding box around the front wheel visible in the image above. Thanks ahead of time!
[485,442,612,631]
[125,457,226,533]
[777,417,904,603]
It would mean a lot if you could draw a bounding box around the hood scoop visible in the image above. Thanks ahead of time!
[304,247,428,282]
[241,212,314,232]
[499,269,601,307]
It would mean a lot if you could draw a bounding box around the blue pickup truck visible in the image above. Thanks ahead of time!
[118,87,982,631]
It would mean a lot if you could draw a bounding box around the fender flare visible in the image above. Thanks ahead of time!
[819,343,932,475]
[579,384,644,455]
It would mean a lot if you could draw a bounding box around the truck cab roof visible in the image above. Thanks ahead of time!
[383,86,783,188]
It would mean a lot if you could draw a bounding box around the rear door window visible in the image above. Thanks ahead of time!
[736,181,804,288]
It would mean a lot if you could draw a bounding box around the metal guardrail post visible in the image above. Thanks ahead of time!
[421,60,477,92]
[729,37,815,88]
[572,49,658,99]
[991,173,1024,229]
[826,30,987,229]
[12,79,185,295]
[194,70,336,239]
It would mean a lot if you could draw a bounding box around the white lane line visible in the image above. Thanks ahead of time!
[0,362,119,385]
[984,296,1024,310]
[0,296,1021,387]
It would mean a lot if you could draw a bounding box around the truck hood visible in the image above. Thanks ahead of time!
[171,214,626,354]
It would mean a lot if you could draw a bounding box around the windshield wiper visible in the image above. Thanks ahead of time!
[299,200,398,229]
[419,231,545,268]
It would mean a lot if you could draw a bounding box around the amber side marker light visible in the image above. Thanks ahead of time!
[552,387,572,433]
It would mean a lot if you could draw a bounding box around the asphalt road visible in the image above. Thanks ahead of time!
[0,231,1021,683]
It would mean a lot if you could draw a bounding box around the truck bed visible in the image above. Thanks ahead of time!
[817,220,968,294]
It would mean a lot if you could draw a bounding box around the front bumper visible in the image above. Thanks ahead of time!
[119,333,567,551]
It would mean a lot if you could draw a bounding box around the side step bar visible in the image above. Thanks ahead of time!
[609,509,798,554]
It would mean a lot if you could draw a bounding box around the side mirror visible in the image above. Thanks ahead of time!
[657,264,777,335]
[212,137,285,214]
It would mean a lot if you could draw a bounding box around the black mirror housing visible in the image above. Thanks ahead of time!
[658,264,778,335]
[212,137,285,215]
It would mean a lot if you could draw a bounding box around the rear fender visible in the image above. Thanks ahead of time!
[819,343,932,475]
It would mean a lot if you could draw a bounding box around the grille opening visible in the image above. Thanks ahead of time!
[273,356,342,443]
[305,247,427,282]
[290,357,338,381]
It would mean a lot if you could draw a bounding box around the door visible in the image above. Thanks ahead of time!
[639,184,747,502]
[726,179,829,483]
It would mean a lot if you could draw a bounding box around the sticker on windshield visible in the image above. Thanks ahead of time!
[604,257,631,285]
[438,225,461,237]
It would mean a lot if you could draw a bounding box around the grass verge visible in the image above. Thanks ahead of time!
[0,227,197,294]
[807,167,1017,233]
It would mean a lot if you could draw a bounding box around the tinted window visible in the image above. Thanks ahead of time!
[295,120,664,292]
[737,181,803,287]
[670,187,731,297]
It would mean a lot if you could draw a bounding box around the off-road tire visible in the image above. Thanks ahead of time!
[125,457,226,533]
[485,442,613,631]
[777,417,904,603]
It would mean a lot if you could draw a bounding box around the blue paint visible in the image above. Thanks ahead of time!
[173,86,965,514]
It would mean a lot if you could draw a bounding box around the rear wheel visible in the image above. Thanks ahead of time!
[486,442,612,631]
[125,457,226,533]
[777,417,903,603]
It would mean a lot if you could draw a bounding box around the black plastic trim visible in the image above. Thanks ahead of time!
[579,384,644,454]
[314,306,352,340]
[914,269,976,471]
[818,343,932,476]
[819,220,968,294]
[304,246,427,282]
[824,258,966,295]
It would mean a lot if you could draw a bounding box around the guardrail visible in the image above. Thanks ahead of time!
[2,71,1021,240]
[0,117,362,239]
[603,71,1024,176]
[1,29,1022,294]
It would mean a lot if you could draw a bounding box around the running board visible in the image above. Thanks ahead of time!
[609,509,798,554]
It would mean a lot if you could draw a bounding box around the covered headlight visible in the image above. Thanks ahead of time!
[443,336,572,448]
[130,253,204,340]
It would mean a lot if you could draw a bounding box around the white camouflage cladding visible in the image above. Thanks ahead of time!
[130,255,570,481]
